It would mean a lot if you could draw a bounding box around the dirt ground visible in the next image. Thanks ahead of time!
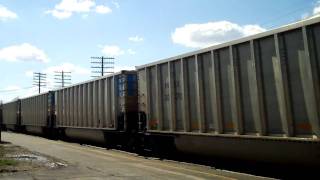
[0,141,67,176]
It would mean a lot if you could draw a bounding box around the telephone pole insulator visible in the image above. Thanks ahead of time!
[54,71,72,88]
[90,56,115,77]
[33,72,46,93]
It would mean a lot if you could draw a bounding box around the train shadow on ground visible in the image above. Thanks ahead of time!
[71,138,318,180]
[161,153,317,180]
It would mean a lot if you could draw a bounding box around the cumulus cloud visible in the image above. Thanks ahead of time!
[95,5,112,14]
[2,63,91,101]
[301,12,310,19]
[114,65,135,73]
[82,14,89,19]
[0,4,17,21]
[46,0,112,19]
[43,62,90,75]
[40,62,90,88]
[171,21,266,48]
[0,85,43,103]
[2,85,21,91]
[112,1,120,9]
[313,1,320,15]
[101,45,124,56]
[301,1,320,19]
[46,9,72,19]
[0,85,21,103]
[25,70,34,77]
[53,0,94,13]
[129,35,144,42]
[0,43,49,63]
[10,87,46,101]
[127,49,136,55]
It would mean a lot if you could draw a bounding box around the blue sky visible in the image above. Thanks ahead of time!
[0,0,319,102]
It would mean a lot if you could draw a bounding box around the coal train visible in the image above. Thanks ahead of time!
[1,17,320,166]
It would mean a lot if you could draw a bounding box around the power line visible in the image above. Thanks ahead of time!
[259,2,315,29]
[90,56,115,77]
[54,70,72,88]
[33,72,46,94]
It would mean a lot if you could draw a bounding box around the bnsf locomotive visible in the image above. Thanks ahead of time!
[1,17,320,166]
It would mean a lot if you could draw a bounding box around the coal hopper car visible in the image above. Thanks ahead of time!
[137,16,320,166]
[54,71,138,146]
[1,100,20,131]
[20,91,55,135]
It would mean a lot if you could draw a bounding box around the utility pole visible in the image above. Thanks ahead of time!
[0,100,2,142]
[90,56,115,77]
[33,72,46,93]
[54,71,71,88]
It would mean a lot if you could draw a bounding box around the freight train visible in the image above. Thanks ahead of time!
[1,17,320,166]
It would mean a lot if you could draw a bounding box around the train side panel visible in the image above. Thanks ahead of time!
[55,71,138,144]
[137,17,320,165]
[20,93,49,134]
[2,101,20,130]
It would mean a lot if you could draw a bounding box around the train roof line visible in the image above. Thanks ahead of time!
[51,70,136,92]
[136,16,320,69]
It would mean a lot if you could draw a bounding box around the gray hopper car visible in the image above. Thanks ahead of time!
[137,16,320,165]
[1,17,319,167]
[1,100,20,131]
[54,70,138,144]
[20,92,55,135]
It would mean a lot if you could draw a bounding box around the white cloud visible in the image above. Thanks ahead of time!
[3,85,21,91]
[82,14,89,19]
[56,0,94,12]
[20,87,41,99]
[95,5,112,14]
[311,1,320,18]
[101,45,124,56]
[25,70,34,77]
[43,62,90,76]
[0,85,39,103]
[313,2,320,15]
[0,4,17,21]
[46,0,112,19]
[127,49,136,55]
[129,35,144,42]
[112,1,120,9]
[12,87,45,101]
[0,43,49,63]
[301,12,310,19]
[171,21,266,48]
[41,62,90,89]
[114,65,135,73]
[45,9,72,19]
[301,1,320,20]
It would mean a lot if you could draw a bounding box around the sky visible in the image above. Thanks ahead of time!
[0,0,320,102]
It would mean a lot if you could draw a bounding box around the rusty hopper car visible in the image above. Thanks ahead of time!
[55,71,138,145]
[137,16,320,166]
[1,100,20,131]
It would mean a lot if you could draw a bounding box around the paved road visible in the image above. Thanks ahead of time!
[1,132,272,180]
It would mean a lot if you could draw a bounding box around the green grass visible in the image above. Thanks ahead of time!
[0,159,17,166]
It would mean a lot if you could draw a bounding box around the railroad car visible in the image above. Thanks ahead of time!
[137,16,320,166]
[20,91,55,135]
[1,17,319,166]
[54,70,138,146]
[1,100,20,131]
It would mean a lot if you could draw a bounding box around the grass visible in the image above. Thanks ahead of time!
[0,159,17,167]
[0,146,18,167]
